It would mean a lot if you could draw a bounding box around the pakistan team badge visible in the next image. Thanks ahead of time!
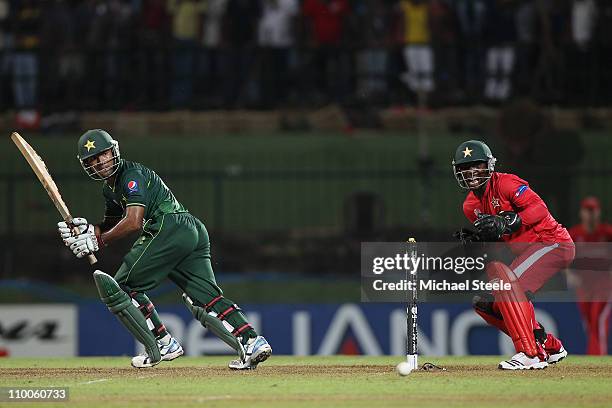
[84,140,95,151]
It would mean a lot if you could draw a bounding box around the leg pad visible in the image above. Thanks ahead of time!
[488,262,538,357]
[93,270,161,364]
[182,293,245,360]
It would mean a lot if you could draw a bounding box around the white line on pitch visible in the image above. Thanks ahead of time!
[79,378,109,385]
[136,374,160,380]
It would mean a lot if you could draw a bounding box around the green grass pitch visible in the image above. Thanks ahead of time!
[0,356,611,407]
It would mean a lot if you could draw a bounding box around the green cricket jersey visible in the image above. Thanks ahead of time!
[102,160,187,223]
[101,159,255,343]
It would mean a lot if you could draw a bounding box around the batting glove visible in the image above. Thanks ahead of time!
[57,217,89,243]
[64,223,99,258]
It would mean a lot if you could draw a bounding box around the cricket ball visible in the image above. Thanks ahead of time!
[396,361,412,376]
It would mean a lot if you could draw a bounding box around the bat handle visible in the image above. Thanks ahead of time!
[69,225,98,265]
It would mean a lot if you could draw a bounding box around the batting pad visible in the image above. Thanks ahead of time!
[93,270,161,364]
[182,293,246,360]
[487,262,538,357]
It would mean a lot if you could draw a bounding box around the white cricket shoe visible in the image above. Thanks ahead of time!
[228,336,272,370]
[131,336,184,368]
[547,346,568,364]
[498,352,548,370]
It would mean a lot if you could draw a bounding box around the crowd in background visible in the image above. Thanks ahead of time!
[0,0,610,112]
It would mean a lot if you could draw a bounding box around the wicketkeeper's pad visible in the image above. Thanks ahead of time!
[487,261,538,357]
[93,270,161,364]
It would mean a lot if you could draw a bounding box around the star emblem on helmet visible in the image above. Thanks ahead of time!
[84,140,96,152]
[462,147,473,157]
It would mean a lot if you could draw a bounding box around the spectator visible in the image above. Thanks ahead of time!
[514,0,537,96]
[99,1,136,109]
[167,0,206,108]
[531,0,569,103]
[223,0,262,107]
[455,0,487,99]
[484,0,517,101]
[11,0,42,109]
[302,0,350,103]
[568,0,597,104]
[354,0,394,102]
[0,0,11,110]
[138,0,170,109]
[429,0,459,101]
[572,0,597,49]
[199,0,228,107]
[595,0,612,105]
[257,0,299,108]
[40,0,83,111]
[81,0,120,109]
[397,0,435,99]
[567,197,612,355]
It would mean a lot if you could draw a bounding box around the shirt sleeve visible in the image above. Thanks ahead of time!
[120,169,148,208]
[500,175,548,226]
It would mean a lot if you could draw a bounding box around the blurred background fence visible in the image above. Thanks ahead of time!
[1,129,611,281]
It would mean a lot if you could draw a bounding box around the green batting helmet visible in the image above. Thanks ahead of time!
[452,140,496,189]
[77,129,121,180]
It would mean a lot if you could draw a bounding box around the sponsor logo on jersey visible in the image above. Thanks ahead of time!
[127,180,139,193]
[515,185,528,197]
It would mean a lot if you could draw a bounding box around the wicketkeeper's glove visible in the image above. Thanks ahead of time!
[453,228,481,244]
[473,211,522,241]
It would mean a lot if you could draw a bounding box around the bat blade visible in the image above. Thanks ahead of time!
[11,132,97,264]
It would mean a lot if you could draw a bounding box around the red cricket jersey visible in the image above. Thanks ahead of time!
[568,224,612,301]
[568,224,612,243]
[462,172,572,244]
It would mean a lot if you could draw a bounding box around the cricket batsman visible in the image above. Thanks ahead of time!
[57,129,272,369]
[453,140,574,370]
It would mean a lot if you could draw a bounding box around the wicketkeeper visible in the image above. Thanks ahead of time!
[453,140,574,370]
[57,129,272,369]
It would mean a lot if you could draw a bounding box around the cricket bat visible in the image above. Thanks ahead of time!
[11,132,97,264]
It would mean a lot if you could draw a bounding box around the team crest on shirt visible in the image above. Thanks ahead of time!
[127,180,139,193]
[491,197,501,210]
